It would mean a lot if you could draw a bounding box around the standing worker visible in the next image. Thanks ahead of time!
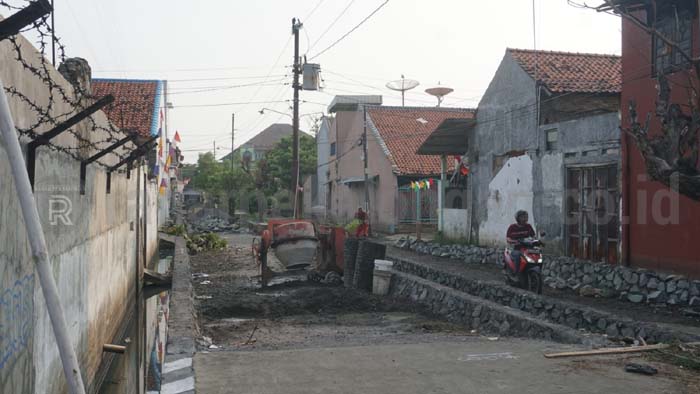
[355,206,369,237]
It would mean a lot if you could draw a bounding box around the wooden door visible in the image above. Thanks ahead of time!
[566,165,619,263]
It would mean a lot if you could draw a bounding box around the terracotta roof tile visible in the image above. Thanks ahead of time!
[367,107,475,176]
[508,48,621,94]
[91,79,161,137]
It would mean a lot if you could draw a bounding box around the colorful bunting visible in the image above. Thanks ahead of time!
[408,178,439,191]
[174,131,181,143]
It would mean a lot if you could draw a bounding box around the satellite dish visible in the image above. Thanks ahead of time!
[425,83,454,107]
[386,75,419,107]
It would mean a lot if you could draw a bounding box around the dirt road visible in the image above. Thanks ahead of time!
[189,233,696,393]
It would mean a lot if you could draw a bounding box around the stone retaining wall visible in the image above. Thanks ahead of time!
[395,238,700,308]
[389,257,700,344]
[390,271,590,344]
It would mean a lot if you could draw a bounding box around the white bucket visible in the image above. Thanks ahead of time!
[372,270,392,296]
[374,259,393,271]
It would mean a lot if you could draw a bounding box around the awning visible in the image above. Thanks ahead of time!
[417,118,475,156]
[339,175,378,185]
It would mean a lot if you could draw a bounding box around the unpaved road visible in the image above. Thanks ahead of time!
[190,233,698,393]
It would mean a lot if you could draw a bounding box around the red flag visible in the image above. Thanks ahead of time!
[174,131,181,143]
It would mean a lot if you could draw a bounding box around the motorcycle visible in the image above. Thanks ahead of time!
[503,236,544,294]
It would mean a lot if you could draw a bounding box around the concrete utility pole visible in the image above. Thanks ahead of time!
[363,107,370,235]
[213,140,216,157]
[292,17,303,218]
[231,114,236,171]
[50,0,55,66]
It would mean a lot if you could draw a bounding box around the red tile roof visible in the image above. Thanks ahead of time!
[508,48,621,94]
[367,107,475,176]
[91,79,161,137]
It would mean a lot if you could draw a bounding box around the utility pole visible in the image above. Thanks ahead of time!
[291,18,302,219]
[231,114,236,171]
[51,0,55,66]
[213,140,216,157]
[363,107,370,235]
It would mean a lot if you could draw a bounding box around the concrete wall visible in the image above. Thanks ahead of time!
[316,117,331,212]
[534,112,620,254]
[479,154,535,246]
[470,50,620,255]
[441,208,469,239]
[327,109,398,233]
[470,52,538,246]
[0,32,158,394]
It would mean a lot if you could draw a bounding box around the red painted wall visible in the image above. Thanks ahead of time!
[621,15,700,277]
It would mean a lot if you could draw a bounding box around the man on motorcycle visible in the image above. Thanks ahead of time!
[506,210,535,272]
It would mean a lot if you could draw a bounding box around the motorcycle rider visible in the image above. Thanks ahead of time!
[506,210,535,272]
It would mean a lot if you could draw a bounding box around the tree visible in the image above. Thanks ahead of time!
[266,134,317,192]
[191,152,253,210]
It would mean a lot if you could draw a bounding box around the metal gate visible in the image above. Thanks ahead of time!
[398,186,438,224]
[566,165,619,263]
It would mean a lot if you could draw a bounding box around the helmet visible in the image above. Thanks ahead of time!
[515,210,528,221]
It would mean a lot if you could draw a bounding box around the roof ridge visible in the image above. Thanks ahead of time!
[366,105,476,112]
[92,78,162,83]
[507,47,621,59]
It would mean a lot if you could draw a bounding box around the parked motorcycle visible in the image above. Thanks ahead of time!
[503,236,544,294]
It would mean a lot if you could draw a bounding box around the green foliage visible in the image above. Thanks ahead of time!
[265,134,317,191]
[191,152,253,209]
[185,232,228,254]
[163,224,186,236]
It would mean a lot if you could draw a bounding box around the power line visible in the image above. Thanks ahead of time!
[167,74,287,83]
[172,100,290,109]
[308,0,390,61]
[307,0,356,53]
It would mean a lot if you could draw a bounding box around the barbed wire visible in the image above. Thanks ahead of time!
[0,1,159,169]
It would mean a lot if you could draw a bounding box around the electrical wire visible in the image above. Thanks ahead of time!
[307,0,356,54]
[308,0,390,61]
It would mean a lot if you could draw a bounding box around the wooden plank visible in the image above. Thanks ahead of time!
[544,344,669,358]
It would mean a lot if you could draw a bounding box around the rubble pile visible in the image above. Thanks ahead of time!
[192,215,240,233]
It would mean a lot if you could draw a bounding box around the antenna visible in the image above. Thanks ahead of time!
[425,82,454,107]
[386,75,419,107]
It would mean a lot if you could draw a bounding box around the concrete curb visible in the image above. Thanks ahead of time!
[389,254,700,344]
[161,235,198,394]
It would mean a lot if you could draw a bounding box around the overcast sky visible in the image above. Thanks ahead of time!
[20,0,621,162]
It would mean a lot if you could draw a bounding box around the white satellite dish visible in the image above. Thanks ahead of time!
[425,83,454,107]
[386,75,419,107]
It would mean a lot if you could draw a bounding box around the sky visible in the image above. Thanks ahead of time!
[7,0,621,162]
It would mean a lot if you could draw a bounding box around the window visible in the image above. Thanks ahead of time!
[452,196,463,209]
[653,2,693,75]
[330,142,336,156]
[545,128,559,151]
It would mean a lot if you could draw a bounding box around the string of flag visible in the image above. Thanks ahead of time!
[155,107,183,196]
[409,178,436,191]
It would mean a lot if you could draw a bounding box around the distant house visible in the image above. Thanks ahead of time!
[468,49,621,258]
[313,116,333,217]
[92,78,175,224]
[326,95,475,233]
[220,123,310,165]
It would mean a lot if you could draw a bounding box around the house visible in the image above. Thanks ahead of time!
[599,0,700,277]
[326,95,475,233]
[468,49,622,258]
[220,123,310,165]
[314,116,333,217]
